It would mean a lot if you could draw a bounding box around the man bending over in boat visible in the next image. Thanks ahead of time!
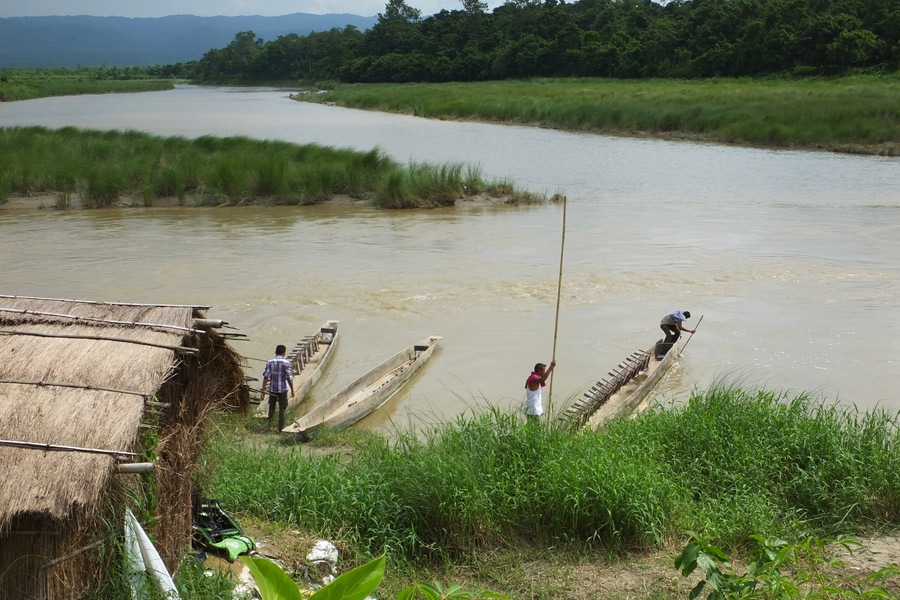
[660,310,695,345]
[524,360,556,423]
[261,344,294,432]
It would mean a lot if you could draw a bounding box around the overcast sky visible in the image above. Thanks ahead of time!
[0,1,508,19]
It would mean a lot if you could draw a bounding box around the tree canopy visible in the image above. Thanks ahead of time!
[182,0,899,82]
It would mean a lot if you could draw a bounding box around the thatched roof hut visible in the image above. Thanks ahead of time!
[0,295,249,599]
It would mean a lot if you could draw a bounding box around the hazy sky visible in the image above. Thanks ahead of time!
[0,1,508,18]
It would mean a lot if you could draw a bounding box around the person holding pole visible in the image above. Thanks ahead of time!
[261,344,294,432]
[660,310,695,344]
[524,360,556,423]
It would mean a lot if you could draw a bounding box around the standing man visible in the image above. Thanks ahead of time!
[660,310,695,344]
[524,360,556,423]
[261,344,294,432]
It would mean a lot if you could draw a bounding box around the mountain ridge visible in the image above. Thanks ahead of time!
[0,13,378,69]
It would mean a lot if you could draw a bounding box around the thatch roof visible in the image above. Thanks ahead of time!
[0,295,217,533]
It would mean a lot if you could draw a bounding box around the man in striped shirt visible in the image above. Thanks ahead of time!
[261,344,294,431]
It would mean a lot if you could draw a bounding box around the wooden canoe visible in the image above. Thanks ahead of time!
[255,320,340,417]
[559,331,693,431]
[282,335,441,436]
[584,339,680,430]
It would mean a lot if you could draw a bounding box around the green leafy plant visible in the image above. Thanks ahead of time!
[674,531,900,599]
[674,531,760,599]
[398,581,508,600]
[240,554,506,600]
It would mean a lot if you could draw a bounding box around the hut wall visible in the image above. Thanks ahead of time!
[0,510,113,600]
[152,327,248,570]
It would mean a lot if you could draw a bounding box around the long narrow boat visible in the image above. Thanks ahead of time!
[255,320,340,417]
[282,335,441,436]
[583,339,681,430]
[561,325,698,431]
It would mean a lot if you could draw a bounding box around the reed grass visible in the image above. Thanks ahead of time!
[0,127,535,208]
[0,77,175,102]
[304,76,900,155]
[200,386,900,566]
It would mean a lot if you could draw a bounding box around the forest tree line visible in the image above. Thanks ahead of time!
[171,0,898,82]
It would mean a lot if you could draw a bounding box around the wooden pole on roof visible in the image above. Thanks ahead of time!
[0,438,137,458]
[0,330,199,354]
[0,378,159,401]
[0,307,206,333]
[546,195,567,426]
[0,295,211,310]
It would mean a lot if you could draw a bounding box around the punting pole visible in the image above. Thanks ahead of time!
[680,314,704,352]
[547,195,567,424]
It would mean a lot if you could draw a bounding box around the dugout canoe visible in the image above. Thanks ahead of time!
[282,335,441,436]
[255,320,340,417]
[563,316,702,430]
[583,339,681,430]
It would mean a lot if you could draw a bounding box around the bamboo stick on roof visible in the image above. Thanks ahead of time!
[0,330,199,354]
[0,379,154,398]
[0,307,206,334]
[0,294,211,310]
[0,438,137,458]
[194,319,226,328]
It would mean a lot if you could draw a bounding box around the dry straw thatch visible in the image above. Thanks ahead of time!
[0,295,249,599]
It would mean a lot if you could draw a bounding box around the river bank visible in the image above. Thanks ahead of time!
[298,76,900,157]
[0,76,175,102]
[198,388,900,599]
[0,190,525,211]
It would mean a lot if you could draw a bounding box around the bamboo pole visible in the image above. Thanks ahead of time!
[115,463,155,474]
[0,329,199,354]
[0,307,205,334]
[547,195,567,423]
[0,294,210,310]
[41,537,112,569]
[194,319,226,328]
[0,438,137,457]
[0,378,154,399]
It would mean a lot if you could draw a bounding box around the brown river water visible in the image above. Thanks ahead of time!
[1,86,899,432]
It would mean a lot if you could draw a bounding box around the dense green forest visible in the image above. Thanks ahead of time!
[181,0,899,83]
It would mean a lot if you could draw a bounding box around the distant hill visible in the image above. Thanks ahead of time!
[0,13,378,69]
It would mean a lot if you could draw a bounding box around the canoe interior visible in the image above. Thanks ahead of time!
[254,320,340,417]
[561,338,681,430]
[283,335,440,436]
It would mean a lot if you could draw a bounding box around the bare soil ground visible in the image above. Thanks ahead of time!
[205,520,900,599]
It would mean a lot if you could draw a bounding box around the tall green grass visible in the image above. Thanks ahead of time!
[304,76,900,155]
[0,78,174,102]
[0,127,535,208]
[200,386,900,564]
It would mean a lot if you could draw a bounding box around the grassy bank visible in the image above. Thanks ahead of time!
[199,386,900,596]
[0,126,539,208]
[301,76,900,156]
[0,75,175,102]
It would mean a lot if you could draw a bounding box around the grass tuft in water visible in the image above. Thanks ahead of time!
[0,127,535,208]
